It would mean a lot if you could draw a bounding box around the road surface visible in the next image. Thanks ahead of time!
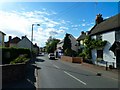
[35,54,118,88]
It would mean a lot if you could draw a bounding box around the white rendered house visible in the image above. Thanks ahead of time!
[88,13,120,68]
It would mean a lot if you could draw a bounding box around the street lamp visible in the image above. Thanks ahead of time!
[31,24,40,59]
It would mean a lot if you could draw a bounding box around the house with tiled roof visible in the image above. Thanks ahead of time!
[17,36,39,55]
[56,33,78,58]
[5,35,39,54]
[0,31,6,47]
[57,33,78,52]
[88,13,120,68]
[5,36,21,47]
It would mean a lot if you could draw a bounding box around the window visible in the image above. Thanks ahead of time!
[0,37,2,43]
[116,30,120,41]
[96,34,102,40]
[97,50,103,58]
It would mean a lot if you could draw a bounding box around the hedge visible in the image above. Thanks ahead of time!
[1,47,31,64]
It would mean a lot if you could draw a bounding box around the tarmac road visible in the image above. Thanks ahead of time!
[35,54,118,88]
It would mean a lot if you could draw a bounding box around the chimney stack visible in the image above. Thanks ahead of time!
[22,35,27,39]
[35,43,37,46]
[9,36,12,41]
[22,36,25,39]
[95,14,103,24]
[81,31,84,35]
[86,31,89,35]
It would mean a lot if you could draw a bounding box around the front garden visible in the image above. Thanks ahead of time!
[1,47,31,84]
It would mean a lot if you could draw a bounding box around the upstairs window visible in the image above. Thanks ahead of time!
[96,34,102,40]
[116,30,120,41]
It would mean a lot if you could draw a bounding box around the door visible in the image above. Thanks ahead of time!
[116,49,120,69]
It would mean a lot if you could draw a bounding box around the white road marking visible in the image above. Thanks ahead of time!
[64,71,87,85]
[53,64,60,69]
[35,68,39,88]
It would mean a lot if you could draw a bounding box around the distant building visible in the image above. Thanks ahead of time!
[57,33,78,52]
[76,31,87,53]
[56,33,78,57]
[33,43,39,55]
[0,31,6,47]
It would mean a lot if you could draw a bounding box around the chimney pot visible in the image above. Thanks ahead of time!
[95,14,103,24]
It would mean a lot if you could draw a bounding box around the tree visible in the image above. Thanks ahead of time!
[63,33,72,56]
[45,36,60,53]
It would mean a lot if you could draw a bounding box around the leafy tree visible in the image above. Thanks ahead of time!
[81,35,107,59]
[63,33,71,53]
[45,36,60,53]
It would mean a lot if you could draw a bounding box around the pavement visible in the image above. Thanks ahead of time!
[81,62,118,80]
[2,58,38,89]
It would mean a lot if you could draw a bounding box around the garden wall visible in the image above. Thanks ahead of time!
[1,63,26,84]
[61,56,83,63]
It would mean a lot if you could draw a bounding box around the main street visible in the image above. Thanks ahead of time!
[35,54,118,88]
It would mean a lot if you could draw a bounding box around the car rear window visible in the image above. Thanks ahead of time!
[50,53,54,56]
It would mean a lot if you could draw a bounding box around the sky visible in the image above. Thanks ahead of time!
[0,1,119,47]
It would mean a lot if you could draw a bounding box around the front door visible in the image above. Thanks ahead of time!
[116,49,120,69]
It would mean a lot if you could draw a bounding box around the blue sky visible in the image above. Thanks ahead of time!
[0,2,119,47]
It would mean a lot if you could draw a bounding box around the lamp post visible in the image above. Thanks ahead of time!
[31,24,40,60]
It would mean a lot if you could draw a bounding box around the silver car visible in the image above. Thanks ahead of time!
[48,53,55,59]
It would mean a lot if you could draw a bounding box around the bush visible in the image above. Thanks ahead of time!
[71,50,78,57]
[79,53,85,58]
[64,48,72,56]
[83,59,93,64]
[10,54,29,64]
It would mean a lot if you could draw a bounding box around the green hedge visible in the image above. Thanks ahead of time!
[1,47,31,64]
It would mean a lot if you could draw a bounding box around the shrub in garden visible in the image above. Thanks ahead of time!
[10,54,29,64]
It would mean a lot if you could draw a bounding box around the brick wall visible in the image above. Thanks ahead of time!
[61,56,73,62]
[61,56,83,63]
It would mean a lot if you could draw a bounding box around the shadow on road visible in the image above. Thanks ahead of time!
[35,58,45,62]
[48,58,59,61]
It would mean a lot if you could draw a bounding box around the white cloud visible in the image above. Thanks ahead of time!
[82,23,86,27]
[82,19,85,22]
[60,26,68,30]
[71,25,79,28]
[104,16,110,19]
[0,10,66,47]
[60,20,66,24]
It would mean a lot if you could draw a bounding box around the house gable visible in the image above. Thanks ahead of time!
[0,31,6,46]
[17,36,33,50]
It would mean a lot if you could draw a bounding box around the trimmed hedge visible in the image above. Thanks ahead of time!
[1,47,31,64]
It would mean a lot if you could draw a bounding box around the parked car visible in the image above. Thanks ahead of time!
[39,52,44,56]
[48,53,55,59]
